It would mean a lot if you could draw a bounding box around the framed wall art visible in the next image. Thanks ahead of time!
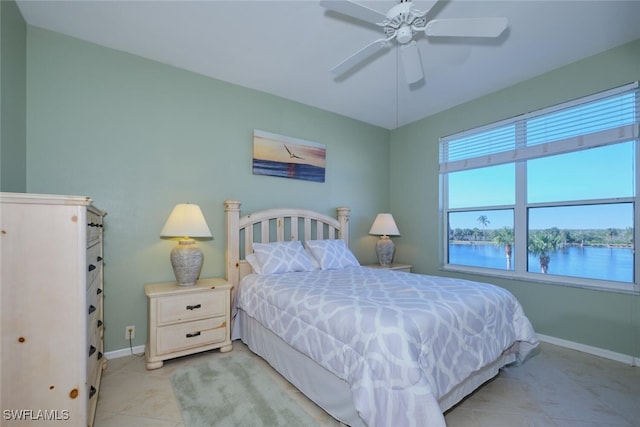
[252,129,326,183]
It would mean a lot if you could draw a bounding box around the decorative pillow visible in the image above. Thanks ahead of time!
[305,239,360,270]
[245,253,263,275]
[252,240,315,275]
[305,248,321,270]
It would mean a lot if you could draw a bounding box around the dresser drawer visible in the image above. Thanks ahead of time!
[156,317,228,355]
[87,277,101,308]
[86,243,103,288]
[87,341,103,386]
[156,291,227,325]
[86,210,102,246]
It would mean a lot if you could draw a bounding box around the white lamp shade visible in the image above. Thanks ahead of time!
[160,204,212,238]
[369,213,400,236]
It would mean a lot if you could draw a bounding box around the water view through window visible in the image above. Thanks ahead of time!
[449,243,633,283]
[448,203,634,283]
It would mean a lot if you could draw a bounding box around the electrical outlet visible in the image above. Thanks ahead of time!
[125,325,135,340]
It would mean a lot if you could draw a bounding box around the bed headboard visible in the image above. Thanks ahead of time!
[224,200,350,288]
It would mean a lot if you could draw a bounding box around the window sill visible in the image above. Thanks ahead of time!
[440,265,640,296]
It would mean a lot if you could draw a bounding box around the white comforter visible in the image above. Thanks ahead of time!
[234,267,538,427]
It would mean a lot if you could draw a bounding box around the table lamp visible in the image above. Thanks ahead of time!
[369,213,400,267]
[160,203,212,286]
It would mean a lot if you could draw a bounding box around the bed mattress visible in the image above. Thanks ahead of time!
[233,266,538,427]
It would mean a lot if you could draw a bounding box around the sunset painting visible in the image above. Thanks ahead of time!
[252,130,326,182]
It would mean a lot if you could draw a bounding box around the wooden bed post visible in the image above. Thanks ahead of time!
[224,200,241,288]
[337,207,350,246]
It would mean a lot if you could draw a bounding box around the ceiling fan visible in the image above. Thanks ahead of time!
[320,0,508,84]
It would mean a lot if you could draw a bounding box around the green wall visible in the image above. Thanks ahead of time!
[391,39,640,360]
[16,5,640,360]
[0,0,27,192]
[25,27,390,352]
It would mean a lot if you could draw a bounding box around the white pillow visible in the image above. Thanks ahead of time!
[305,239,360,270]
[305,248,321,270]
[245,253,262,275]
[252,240,315,275]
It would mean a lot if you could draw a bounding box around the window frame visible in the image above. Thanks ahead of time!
[439,82,640,295]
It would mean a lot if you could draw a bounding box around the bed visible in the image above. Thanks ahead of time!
[224,200,538,427]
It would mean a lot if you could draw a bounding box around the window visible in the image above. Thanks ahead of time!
[440,83,639,293]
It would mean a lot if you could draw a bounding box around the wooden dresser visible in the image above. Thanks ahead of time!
[0,192,106,426]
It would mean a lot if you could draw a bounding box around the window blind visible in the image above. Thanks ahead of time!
[440,82,639,173]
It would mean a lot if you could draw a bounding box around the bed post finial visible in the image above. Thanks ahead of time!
[336,207,350,246]
[225,200,241,212]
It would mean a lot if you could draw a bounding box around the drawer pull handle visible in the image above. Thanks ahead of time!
[98,352,103,360]
[97,256,103,262]
[97,320,103,328]
[186,331,201,338]
[97,288,103,295]
[186,304,201,310]
[88,305,96,315]
[88,264,96,272]
[89,345,96,357]
[89,386,97,399]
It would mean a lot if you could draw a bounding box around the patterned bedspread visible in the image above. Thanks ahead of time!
[235,266,539,426]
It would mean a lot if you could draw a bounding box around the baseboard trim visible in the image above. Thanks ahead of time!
[105,344,146,360]
[537,334,638,367]
[103,337,639,367]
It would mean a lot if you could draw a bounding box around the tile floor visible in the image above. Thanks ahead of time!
[94,342,640,427]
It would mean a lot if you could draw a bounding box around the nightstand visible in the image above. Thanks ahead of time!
[145,278,233,370]
[365,263,412,273]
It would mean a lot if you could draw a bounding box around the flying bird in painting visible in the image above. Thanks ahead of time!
[284,145,304,159]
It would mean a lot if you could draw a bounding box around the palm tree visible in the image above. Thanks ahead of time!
[528,231,562,274]
[477,215,490,241]
[493,227,514,269]
[606,228,619,247]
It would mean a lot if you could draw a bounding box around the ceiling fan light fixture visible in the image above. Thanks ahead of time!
[396,25,413,44]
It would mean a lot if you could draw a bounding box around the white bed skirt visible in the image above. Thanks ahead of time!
[232,308,517,426]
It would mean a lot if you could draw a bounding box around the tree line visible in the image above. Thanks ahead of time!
[449,226,634,247]
[450,215,633,273]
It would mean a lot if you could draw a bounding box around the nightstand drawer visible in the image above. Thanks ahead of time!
[157,291,226,325]
[156,317,227,355]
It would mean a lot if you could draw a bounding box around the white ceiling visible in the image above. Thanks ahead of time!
[16,0,640,130]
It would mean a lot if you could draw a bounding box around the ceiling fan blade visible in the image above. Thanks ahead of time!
[330,38,391,76]
[425,17,508,38]
[399,41,424,84]
[320,0,386,25]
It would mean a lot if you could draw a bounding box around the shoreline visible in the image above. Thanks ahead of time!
[450,240,633,248]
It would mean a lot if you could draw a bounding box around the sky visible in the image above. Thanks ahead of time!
[448,141,635,230]
[253,130,326,168]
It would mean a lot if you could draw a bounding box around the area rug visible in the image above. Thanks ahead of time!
[170,351,322,427]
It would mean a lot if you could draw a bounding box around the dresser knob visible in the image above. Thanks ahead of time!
[88,345,96,357]
[89,386,97,399]
[88,264,96,272]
